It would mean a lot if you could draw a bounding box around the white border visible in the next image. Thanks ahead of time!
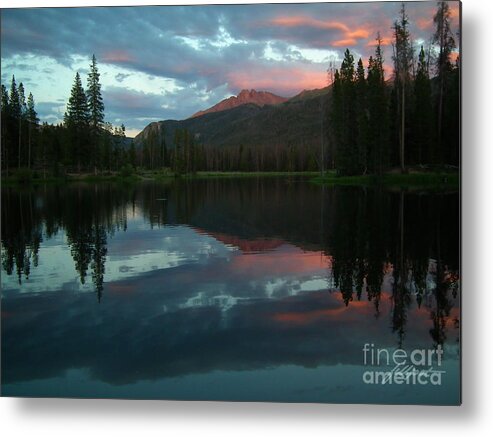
[2,0,493,436]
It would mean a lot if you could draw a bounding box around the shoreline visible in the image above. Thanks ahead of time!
[312,170,459,189]
[1,169,459,189]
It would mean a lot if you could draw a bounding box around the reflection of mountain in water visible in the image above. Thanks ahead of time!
[192,228,285,253]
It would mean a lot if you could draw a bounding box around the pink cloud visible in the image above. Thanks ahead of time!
[366,36,393,47]
[416,17,433,31]
[347,29,370,39]
[332,38,358,48]
[270,16,350,33]
[217,245,330,279]
[102,50,134,63]
[269,15,371,49]
[227,67,327,96]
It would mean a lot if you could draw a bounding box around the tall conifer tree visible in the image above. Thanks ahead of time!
[26,92,39,169]
[17,82,27,168]
[433,1,456,161]
[65,72,90,171]
[413,46,433,164]
[1,84,11,174]
[355,58,368,173]
[87,55,105,171]
[392,3,413,173]
[367,34,389,175]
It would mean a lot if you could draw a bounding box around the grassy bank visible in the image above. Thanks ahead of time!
[312,170,459,188]
[1,170,319,186]
[192,171,319,179]
[2,169,459,188]
[1,172,143,187]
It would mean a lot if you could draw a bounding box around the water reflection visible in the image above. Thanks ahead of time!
[1,179,460,403]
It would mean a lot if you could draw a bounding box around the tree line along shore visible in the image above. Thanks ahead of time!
[1,3,459,187]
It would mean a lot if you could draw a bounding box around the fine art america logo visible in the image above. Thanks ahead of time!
[362,343,446,386]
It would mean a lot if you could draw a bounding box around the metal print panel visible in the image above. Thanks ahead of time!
[0,1,461,405]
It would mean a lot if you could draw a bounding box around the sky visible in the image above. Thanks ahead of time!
[0,1,460,137]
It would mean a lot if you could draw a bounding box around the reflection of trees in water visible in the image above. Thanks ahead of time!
[1,183,134,301]
[62,184,131,301]
[1,188,43,284]
[328,187,460,347]
[2,180,459,336]
[328,187,391,314]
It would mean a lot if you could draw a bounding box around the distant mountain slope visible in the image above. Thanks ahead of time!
[190,89,288,118]
[134,87,330,150]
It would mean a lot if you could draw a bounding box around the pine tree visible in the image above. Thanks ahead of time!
[1,84,11,174]
[113,124,126,170]
[355,57,368,173]
[331,69,343,169]
[433,1,456,162]
[9,76,20,119]
[9,76,22,169]
[392,3,413,173]
[334,49,358,175]
[87,55,105,171]
[367,34,390,175]
[26,92,39,169]
[18,83,28,168]
[413,46,433,164]
[65,72,90,171]
[65,72,89,127]
[1,84,9,112]
[87,55,104,130]
[101,122,114,171]
[18,83,26,115]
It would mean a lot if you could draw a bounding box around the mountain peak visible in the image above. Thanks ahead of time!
[190,89,287,119]
[238,89,258,96]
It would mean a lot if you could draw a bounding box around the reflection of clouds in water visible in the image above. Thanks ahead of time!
[1,218,460,402]
[2,210,335,310]
[2,218,236,294]
[1,279,459,390]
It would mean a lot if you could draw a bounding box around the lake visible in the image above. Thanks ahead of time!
[1,178,460,404]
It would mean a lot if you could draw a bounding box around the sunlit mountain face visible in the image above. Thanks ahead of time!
[1,178,459,403]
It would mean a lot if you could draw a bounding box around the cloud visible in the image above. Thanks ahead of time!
[366,37,394,47]
[267,16,369,49]
[114,73,131,82]
[416,17,434,31]
[226,65,327,96]
[103,84,233,131]
[332,38,358,48]
[102,50,134,63]
[2,250,454,386]
[269,16,350,32]
[0,2,461,134]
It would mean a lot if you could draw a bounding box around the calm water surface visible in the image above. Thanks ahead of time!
[1,178,460,404]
